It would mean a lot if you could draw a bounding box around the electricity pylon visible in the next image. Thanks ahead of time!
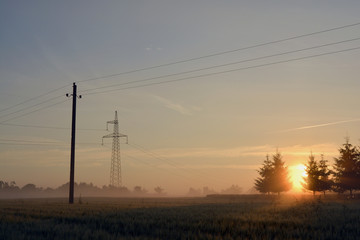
[102,111,128,187]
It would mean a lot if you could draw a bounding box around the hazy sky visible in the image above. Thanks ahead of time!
[1,1,360,195]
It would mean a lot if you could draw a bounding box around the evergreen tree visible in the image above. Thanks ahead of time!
[318,154,332,195]
[302,153,320,195]
[255,151,291,195]
[254,155,273,194]
[333,138,360,196]
[271,151,292,195]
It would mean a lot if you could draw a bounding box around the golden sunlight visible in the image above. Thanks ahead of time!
[289,164,307,192]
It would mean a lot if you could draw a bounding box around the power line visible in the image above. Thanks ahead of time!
[0,141,100,146]
[0,139,63,144]
[80,37,360,94]
[83,45,360,95]
[128,142,230,188]
[0,138,67,147]
[0,99,70,124]
[0,123,104,131]
[0,95,64,119]
[129,142,183,170]
[2,22,359,119]
[0,139,55,143]
[77,21,360,84]
[0,84,70,113]
[0,142,67,147]
[121,152,200,187]
[102,142,206,187]
[2,22,359,120]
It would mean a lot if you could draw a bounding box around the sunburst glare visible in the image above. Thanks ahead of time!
[290,164,307,192]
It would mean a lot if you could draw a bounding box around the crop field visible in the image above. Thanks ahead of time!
[1,195,360,239]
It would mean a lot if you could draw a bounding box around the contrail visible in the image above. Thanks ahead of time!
[272,118,360,133]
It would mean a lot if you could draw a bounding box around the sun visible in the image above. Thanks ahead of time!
[289,164,307,192]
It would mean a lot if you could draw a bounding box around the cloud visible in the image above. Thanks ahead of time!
[272,118,360,133]
[156,164,261,170]
[125,143,339,163]
[152,95,196,115]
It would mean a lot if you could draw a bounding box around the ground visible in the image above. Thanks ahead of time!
[1,194,360,239]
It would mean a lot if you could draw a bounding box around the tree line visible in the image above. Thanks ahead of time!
[0,181,164,198]
[255,138,360,196]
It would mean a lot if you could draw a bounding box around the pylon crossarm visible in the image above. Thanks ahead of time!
[103,133,115,138]
[106,120,115,131]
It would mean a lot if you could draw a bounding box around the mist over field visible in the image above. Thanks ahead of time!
[2,195,360,239]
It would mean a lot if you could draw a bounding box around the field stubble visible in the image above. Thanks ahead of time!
[0,194,360,239]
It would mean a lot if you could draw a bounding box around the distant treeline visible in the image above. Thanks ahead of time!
[187,185,243,196]
[0,180,245,198]
[0,181,155,198]
[255,138,360,196]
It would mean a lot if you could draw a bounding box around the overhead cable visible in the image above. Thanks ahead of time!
[80,37,360,94]
[0,99,70,124]
[0,84,70,113]
[0,95,64,119]
[0,123,104,131]
[78,22,360,83]
[83,46,360,95]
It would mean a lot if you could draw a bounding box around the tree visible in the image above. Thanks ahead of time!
[221,185,243,194]
[0,180,5,189]
[302,153,321,195]
[154,186,165,195]
[271,151,292,195]
[318,154,332,195]
[254,151,291,195]
[21,183,38,192]
[333,138,360,196]
[0,181,20,192]
[203,186,217,195]
[133,186,147,195]
[187,187,201,196]
[254,155,273,194]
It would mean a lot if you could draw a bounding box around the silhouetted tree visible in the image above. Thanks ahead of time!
[133,186,147,194]
[154,186,165,195]
[271,151,292,195]
[333,138,360,196]
[0,180,20,193]
[302,153,321,195]
[255,152,291,195]
[318,154,332,195]
[254,155,273,194]
[21,183,38,192]
[221,185,243,194]
[203,186,217,195]
[187,187,201,196]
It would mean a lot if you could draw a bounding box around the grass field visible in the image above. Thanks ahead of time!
[1,195,360,239]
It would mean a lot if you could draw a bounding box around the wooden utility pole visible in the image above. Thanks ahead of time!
[67,82,81,204]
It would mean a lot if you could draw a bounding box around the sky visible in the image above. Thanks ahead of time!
[1,1,360,195]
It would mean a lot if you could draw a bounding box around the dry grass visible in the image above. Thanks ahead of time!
[1,194,359,239]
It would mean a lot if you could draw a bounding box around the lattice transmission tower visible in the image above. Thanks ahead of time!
[102,111,128,187]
